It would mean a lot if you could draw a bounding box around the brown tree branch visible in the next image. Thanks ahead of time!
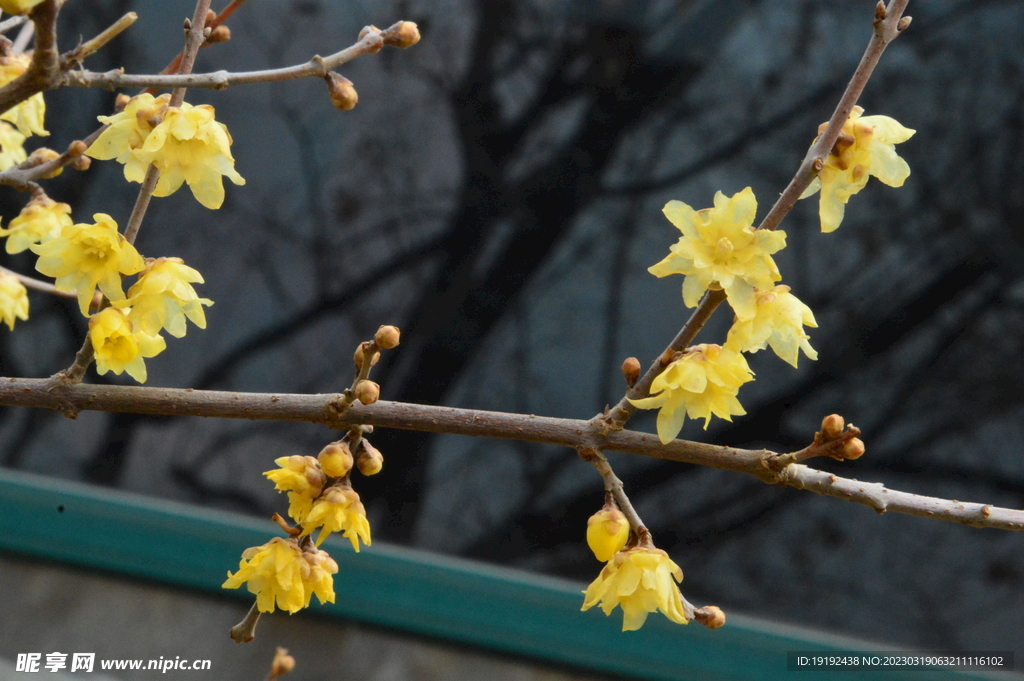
[0,0,60,118]
[0,376,1019,533]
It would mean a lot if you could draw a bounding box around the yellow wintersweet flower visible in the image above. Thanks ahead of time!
[801,106,915,233]
[724,285,818,368]
[31,213,144,316]
[88,307,166,383]
[140,102,245,208]
[87,93,171,184]
[300,486,372,551]
[650,188,786,321]
[0,0,46,15]
[0,272,29,330]
[629,344,753,444]
[0,121,27,170]
[264,455,326,523]
[89,95,245,210]
[114,257,212,338]
[0,53,48,137]
[222,537,338,614]
[0,196,72,253]
[586,507,629,562]
[582,547,689,631]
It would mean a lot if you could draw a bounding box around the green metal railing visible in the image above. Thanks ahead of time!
[0,467,1006,681]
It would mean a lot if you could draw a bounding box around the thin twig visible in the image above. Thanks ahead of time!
[0,134,95,189]
[601,0,912,431]
[61,12,137,66]
[0,15,29,34]
[0,265,76,299]
[0,377,1019,533]
[61,28,393,91]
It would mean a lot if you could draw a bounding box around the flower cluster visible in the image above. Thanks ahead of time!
[582,547,689,631]
[800,106,915,233]
[88,308,166,383]
[87,94,245,209]
[301,485,372,551]
[222,538,338,614]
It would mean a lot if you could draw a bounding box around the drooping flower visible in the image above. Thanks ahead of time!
[31,213,144,315]
[114,257,212,338]
[582,547,689,631]
[0,0,46,15]
[264,455,326,523]
[0,271,29,330]
[629,344,753,444]
[300,486,372,551]
[221,537,338,614]
[88,307,166,383]
[0,121,27,170]
[86,93,171,183]
[0,196,72,253]
[88,95,245,209]
[586,507,630,562]
[650,188,786,321]
[140,102,245,208]
[0,52,48,137]
[801,106,915,233]
[724,285,818,368]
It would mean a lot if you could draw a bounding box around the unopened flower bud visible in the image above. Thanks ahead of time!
[357,442,384,476]
[114,93,131,112]
[821,413,844,439]
[383,21,420,49]
[842,437,865,460]
[269,647,295,678]
[695,606,726,630]
[586,508,629,562]
[353,344,380,369]
[26,148,62,177]
[71,156,92,172]
[318,442,353,478]
[374,325,401,349]
[325,72,358,111]
[206,25,231,44]
[354,380,380,405]
[621,357,641,388]
[897,16,912,31]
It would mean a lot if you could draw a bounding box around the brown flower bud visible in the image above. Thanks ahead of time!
[354,380,380,405]
[694,606,726,630]
[874,1,886,21]
[71,156,92,172]
[357,442,384,476]
[26,148,62,178]
[897,16,912,31]
[374,325,401,349]
[382,21,420,49]
[325,72,358,111]
[842,437,865,460]
[206,25,231,44]
[114,93,132,112]
[621,357,641,388]
[269,647,295,679]
[318,441,353,478]
[820,414,844,439]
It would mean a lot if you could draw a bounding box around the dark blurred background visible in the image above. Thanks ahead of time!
[2,0,1023,651]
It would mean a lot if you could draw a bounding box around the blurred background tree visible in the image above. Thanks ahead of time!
[2,0,1023,651]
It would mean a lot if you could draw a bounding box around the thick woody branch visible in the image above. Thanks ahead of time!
[0,0,60,118]
[60,24,404,91]
[601,0,911,430]
[0,377,1019,533]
